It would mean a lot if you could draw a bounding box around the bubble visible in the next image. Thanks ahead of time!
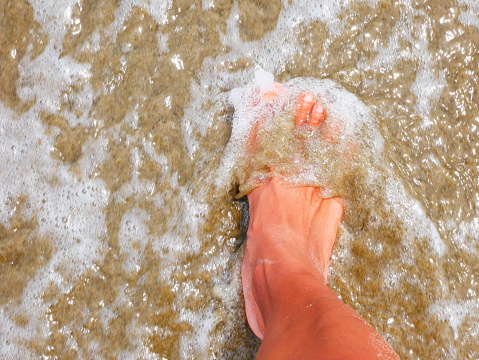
[220,70,384,199]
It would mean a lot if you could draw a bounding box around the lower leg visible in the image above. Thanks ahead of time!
[243,181,399,360]
[248,253,398,360]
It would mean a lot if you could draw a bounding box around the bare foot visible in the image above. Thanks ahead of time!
[241,90,343,339]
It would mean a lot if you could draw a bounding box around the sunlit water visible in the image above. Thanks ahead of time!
[1,0,479,359]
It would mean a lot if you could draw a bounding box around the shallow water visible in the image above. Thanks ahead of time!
[1,0,479,359]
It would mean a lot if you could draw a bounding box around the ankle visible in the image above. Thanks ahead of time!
[251,260,327,328]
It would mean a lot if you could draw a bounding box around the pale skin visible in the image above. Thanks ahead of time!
[241,86,400,359]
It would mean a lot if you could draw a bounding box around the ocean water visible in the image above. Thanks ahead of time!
[1,0,479,359]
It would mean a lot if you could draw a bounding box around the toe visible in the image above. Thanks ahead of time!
[295,92,316,126]
[309,102,326,126]
[263,82,284,101]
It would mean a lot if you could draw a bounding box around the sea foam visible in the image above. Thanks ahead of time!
[220,68,384,199]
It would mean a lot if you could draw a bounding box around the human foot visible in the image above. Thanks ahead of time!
[241,90,344,339]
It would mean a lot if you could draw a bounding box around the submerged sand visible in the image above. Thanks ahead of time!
[1,0,479,359]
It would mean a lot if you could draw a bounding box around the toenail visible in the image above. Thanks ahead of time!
[304,94,314,102]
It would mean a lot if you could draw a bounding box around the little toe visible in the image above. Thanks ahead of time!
[309,102,326,126]
[295,92,316,126]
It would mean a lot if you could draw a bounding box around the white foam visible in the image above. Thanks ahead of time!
[458,11,479,29]
[157,32,169,54]
[106,0,173,40]
[118,208,150,274]
[78,131,109,177]
[216,69,289,191]
[178,308,217,358]
[217,69,385,195]
[430,299,479,340]
[1,1,112,354]
[3,0,475,357]
[201,0,214,11]
[389,1,446,129]
[457,0,479,29]
[28,0,79,39]
[410,67,446,128]
[384,176,446,257]
[23,0,94,127]
[446,216,479,256]
[0,311,31,359]
[17,49,93,126]
[0,105,109,269]
[253,66,274,91]
[181,79,215,156]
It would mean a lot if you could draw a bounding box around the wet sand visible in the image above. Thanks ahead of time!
[1,0,479,359]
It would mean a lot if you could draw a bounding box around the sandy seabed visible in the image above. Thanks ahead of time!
[1,0,479,359]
